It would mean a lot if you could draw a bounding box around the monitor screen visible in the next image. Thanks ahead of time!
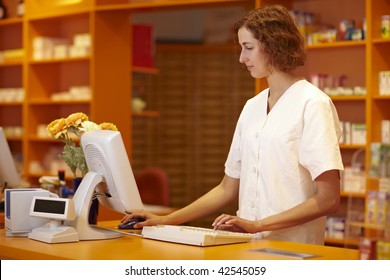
[34,198,66,215]
[30,196,75,221]
[67,130,144,240]
[0,127,21,188]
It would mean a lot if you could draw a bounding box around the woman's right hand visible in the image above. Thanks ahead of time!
[121,211,169,229]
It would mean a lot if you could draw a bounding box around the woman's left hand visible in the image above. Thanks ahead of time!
[212,214,259,233]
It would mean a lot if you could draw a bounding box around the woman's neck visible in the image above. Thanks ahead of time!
[266,72,302,112]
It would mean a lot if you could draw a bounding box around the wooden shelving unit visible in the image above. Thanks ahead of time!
[0,0,24,177]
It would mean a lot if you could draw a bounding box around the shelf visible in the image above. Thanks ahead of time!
[28,56,90,65]
[133,66,159,75]
[325,237,360,247]
[307,40,366,50]
[372,95,390,100]
[132,111,160,118]
[340,191,366,198]
[28,136,58,142]
[5,136,23,142]
[0,61,23,67]
[0,17,23,26]
[372,38,390,44]
[26,5,92,21]
[349,221,389,231]
[156,43,238,52]
[95,0,250,12]
[0,102,23,106]
[28,99,90,105]
[339,144,366,150]
[27,172,52,178]
[28,135,80,143]
[331,95,366,101]
[28,172,75,180]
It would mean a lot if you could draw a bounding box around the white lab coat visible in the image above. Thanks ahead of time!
[225,80,344,244]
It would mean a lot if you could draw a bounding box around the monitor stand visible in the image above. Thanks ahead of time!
[65,171,122,240]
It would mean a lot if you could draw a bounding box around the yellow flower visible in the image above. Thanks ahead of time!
[99,122,118,131]
[47,118,67,139]
[66,112,88,127]
[80,121,100,132]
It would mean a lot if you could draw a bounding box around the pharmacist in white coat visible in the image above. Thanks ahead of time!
[122,5,344,245]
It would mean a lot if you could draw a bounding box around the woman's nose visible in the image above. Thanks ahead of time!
[239,51,247,64]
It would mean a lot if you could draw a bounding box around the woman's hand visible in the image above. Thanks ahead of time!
[121,211,169,229]
[212,214,260,233]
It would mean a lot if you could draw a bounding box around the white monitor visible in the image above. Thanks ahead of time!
[67,130,144,240]
[0,127,21,188]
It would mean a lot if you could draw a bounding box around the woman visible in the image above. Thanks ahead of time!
[122,5,343,245]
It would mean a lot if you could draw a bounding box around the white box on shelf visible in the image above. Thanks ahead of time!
[351,123,366,145]
[32,37,68,60]
[342,166,366,193]
[73,33,91,48]
[379,71,390,96]
[382,120,390,144]
[53,44,69,59]
[343,121,352,144]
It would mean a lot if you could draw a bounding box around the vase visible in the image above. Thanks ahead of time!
[73,177,99,225]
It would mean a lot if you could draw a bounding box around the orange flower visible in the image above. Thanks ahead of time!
[47,118,67,139]
[99,122,118,131]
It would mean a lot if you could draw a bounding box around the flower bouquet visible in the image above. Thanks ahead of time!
[47,112,118,224]
[47,112,118,178]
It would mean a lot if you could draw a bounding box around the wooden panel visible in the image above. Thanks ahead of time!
[0,105,22,125]
[93,12,132,154]
[0,65,22,87]
[0,21,22,50]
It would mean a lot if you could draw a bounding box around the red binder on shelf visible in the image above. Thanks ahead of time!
[132,24,155,68]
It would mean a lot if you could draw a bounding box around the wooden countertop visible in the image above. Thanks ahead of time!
[0,220,359,260]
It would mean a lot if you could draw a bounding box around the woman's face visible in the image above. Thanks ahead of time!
[238,27,270,79]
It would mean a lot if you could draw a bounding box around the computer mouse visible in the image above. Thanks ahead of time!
[118,218,145,230]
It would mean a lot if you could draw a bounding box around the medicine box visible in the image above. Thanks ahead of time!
[377,240,390,260]
[382,120,390,144]
[379,71,390,96]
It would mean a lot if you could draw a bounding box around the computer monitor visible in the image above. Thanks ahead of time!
[0,127,21,188]
[67,130,144,240]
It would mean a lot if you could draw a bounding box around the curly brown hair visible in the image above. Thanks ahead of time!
[234,5,306,72]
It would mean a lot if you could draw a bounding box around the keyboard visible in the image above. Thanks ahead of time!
[141,225,255,246]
